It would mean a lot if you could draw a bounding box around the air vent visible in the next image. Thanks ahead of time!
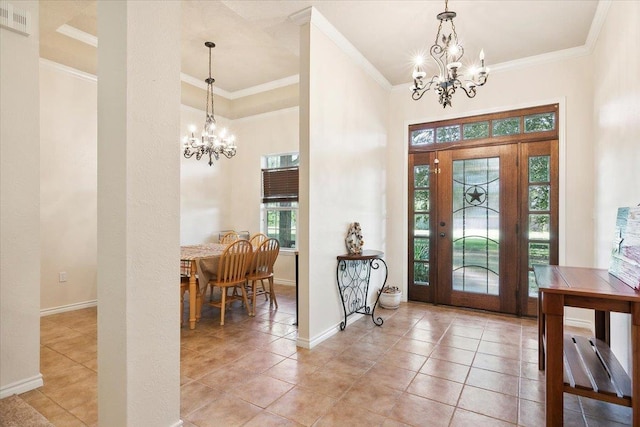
[0,2,31,36]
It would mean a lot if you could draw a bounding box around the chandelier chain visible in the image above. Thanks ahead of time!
[207,45,215,120]
[434,19,444,46]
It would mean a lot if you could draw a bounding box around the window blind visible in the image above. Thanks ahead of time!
[262,166,299,203]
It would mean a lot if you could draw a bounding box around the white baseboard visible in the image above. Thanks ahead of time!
[171,421,184,427]
[0,374,43,399]
[40,300,97,317]
[564,317,594,334]
[275,278,295,287]
[296,315,362,349]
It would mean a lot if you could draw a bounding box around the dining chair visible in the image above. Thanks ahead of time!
[245,238,280,316]
[249,232,268,247]
[210,230,240,302]
[219,230,240,244]
[206,239,253,325]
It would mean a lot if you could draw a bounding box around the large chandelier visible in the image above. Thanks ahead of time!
[411,0,489,108]
[183,41,236,166]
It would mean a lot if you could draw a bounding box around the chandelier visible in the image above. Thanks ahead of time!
[183,41,236,166]
[411,0,489,108]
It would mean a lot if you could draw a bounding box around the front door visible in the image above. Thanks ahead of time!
[409,145,518,313]
[435,145,518,313]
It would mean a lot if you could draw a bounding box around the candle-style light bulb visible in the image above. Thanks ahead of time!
[412,55,427,80]
[479,49,485,66]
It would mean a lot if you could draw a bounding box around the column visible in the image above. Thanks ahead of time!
[97,1,181,425]
[0,0,42,397]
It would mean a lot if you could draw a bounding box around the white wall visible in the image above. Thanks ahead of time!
[591,0,640,373]
[39,61,97,313]
[229,107,299,233]
[299,9,389,346]
[0,0,43,397]
[180,105,233,244]
[231,107,300,285]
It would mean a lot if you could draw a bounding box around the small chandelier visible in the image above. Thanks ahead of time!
[411,0,489,108]
[183,41,236,166]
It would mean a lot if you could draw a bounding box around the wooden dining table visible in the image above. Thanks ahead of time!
[180,243,226,329]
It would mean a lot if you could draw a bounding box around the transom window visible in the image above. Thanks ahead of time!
[410,106,556,150]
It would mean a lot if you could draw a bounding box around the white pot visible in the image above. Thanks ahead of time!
[379,290,401,309]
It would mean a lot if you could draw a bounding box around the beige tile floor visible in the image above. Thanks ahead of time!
[20,284,632,426]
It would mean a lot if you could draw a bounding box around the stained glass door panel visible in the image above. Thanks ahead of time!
[452,157,500,295]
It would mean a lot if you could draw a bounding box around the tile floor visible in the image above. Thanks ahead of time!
[20,284,633,426]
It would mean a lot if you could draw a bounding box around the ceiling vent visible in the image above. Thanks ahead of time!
[0,2,31,36]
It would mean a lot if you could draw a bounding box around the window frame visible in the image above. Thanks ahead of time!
[261,152,299,251]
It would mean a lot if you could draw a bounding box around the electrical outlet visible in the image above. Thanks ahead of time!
[59,272,67,282]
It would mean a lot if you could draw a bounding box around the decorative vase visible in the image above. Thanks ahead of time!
[378,286,402,309]
[345,222,364,255]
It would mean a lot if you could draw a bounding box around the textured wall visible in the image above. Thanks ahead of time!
[300,8,390,345]
[592,0,640,374]
[39,62,97,312]
[0,1,42,397]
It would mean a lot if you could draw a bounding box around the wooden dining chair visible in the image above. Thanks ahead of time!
[245,238,280,316]
[219,231,240,245]
[209,231,240,302]
[207,239,253,325]
[249,232,268,247]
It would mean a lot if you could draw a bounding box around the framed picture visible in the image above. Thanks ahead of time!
[609,206,640,290]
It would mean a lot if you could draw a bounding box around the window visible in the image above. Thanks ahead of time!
[262,153,298,249]
[409,104,557,151]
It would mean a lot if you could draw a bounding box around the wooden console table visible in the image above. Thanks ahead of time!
[336,250,387,330]
[535,265,640,426]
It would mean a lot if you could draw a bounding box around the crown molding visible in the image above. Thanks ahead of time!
[232,105,299,124]
[289,6,392,91]
[56,24,97,47]
[39,58,97,82]
[584,0,611,52]
[231,75,299,99]
[180,72,234,99]
[289,7,312,26]
[182,72,299,100]
[489,45,590,74]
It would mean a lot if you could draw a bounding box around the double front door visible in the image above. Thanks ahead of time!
[408,106,558,316]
